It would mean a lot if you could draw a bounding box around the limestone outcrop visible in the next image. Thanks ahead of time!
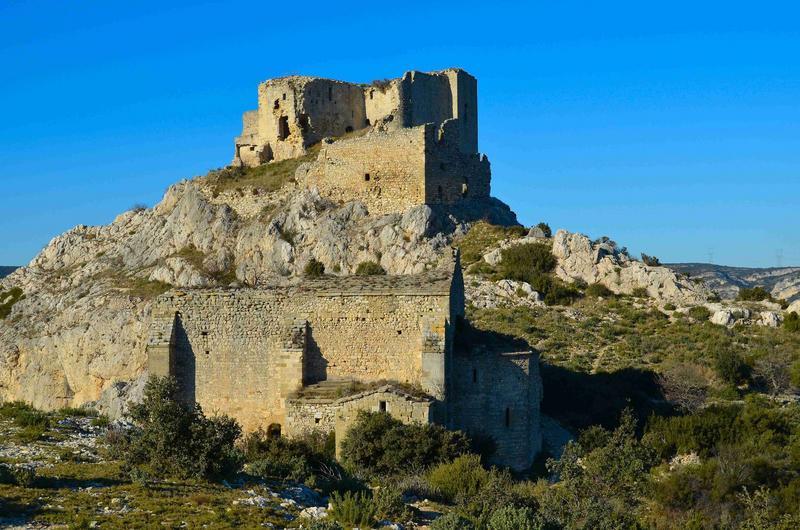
[550,230,710,305]
[0,176,513,412]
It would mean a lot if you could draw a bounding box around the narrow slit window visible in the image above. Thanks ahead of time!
[364,173,370,182]
[379,401,387,413]
[505,407,511,428]
[472,368,477,383]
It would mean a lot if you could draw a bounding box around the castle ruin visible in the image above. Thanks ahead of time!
[233,69,490,215]
[145,69,542,470]
[147,254,542,470]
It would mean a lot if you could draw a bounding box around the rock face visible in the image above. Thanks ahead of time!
[668,263,800,303]
[551,230,710,305]
[0,176,514,413]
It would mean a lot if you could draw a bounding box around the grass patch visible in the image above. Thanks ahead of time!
[0,286,24,319]
[209,143,321,195]
[455,222,527,266]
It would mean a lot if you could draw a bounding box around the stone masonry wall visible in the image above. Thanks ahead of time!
[299,122,490,215]
[147,274,454,432]
[284,386,433,456]
[449,348,542,471]
[233,68,478,166]
[300,126,428,215]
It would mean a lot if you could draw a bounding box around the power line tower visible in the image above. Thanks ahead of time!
[776,248,784,268]
[707,248,715,265]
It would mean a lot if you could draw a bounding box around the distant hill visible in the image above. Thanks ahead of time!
[667,263,800,302]
[0,266,18,279]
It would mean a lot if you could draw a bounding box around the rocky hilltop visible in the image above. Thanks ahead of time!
[668,262,800,303]
[0,161,713,415]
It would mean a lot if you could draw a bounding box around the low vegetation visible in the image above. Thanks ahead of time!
[109,376,243,481]
[304,258,326,277]
[0,286,24,319]
[355,261,386,276]
[455,221,527,265]
[208,143,321,196]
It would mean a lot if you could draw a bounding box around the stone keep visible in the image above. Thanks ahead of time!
[233,69,489,216]
[146,254,543,470]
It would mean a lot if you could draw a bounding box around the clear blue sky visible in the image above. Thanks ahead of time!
[1,1,798,268]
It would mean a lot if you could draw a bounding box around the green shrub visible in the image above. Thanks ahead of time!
[488,505,543,530]
[304,258,325,277]
[687,306,711,321]
[791,361,800,389]
[242,429,348,491]
[340,411,471,476]
[431,512,477,530]
[0,401,50,430]
[534,222,552,238]
[631,286,650,298]
[585,283,613,298]
[456,222,527,265]
[16,425,46,443]
[641,253,661,266]
[372,484,409,521]
[714,349,749,385]
[498,243,556,284]
[329,490,377,528]
[112,376,243,480]
[304,521,344,530]
[0,286,24,319]
[428,454,490,503]
[355,261,386,276]
[737,286,771,302]
[784,312,800,332]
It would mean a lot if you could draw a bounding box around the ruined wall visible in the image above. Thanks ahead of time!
[425,120,491,205]
[364,81,401,127]
[233,68,478,166]
[398,69,478,154]
[284,386,433,456]
[300,126,428,215]
[147,273,454,431]
[300,121,490,214]
[449,348,542,471]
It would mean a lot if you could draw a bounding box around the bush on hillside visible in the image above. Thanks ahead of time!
[585,283,613,298]
[329,490,377,528]
[428,454,490,503]
[641,253,661,266]
[784,311,800,332]
[488,505,543,530]
[111,376,243,481]
[737,286,771,302]
[534,222,552,238]
[304,521,344,530]
[498,243,556,284]
[714,349,749,386]
[687,305,711,321]
[355,261,386,276]
[339,411,471,476]
[304,258,325,277]
[431,512,477,530]
[630,286,650,298]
